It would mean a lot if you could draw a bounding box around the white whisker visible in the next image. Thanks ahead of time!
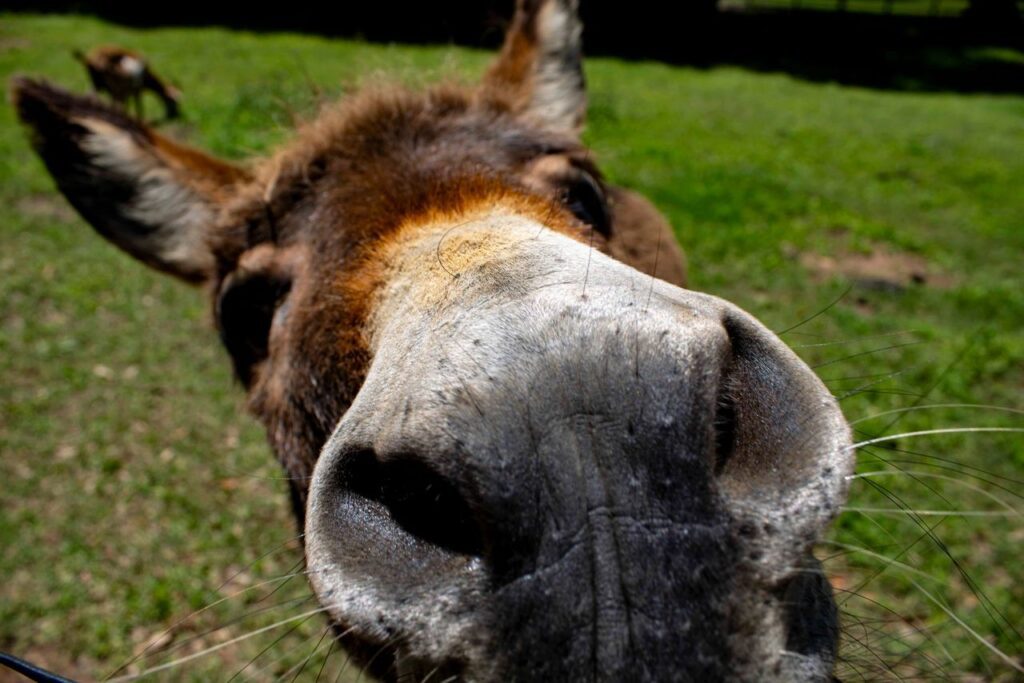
[277,626,333,683]
[843,507,1017,517]
[792,330,920,349]
[848,470,1020,513]
[852,427,1024,450]
[825,541,947,586]
[907,578,1024,675]
[109,606,332,681]
[851,403,1024,425]
[104,540,307,679]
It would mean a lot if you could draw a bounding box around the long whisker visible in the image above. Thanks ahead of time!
[354,635,400,683]
[811,340,926,370]
[236,625,322,683]
[834,654,870,682]
[852,427,1024,450]
[130,567,333,668]
[775,283,852,335]
[314,634,338,683]
[849,470,1019,512]
[419,664,442,683]
[846,474,1024,649]
[823,368,909,383]
[871,331,982,437]
[840,388,926,399]
[108,605,334,681]
[226,610,320,682]
[856,450,1024,499]
[837,477,951,610]
[908,578,1024,675]
[104,539,306,679]
[844,507,1017,517]
[283,625,334,683]
[137,593,318,667]
[850,403,1024,425]
[792,330,920,349]
[831,625,901,680]
[832,588,955,666]
[826,540,955,586]
[833,369,913,402]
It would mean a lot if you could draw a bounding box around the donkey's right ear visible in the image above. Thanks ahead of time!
[482,0,586,135]
[11,77,249,283]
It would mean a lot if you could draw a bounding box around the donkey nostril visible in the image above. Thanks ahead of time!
[344,450,484,557]
[713,389,739,477]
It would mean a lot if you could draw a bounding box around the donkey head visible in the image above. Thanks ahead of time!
[13,1,853,680]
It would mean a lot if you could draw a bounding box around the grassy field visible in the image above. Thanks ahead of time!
[1,13,1022,682]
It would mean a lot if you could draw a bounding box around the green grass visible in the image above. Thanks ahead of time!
[1,13,1022,681]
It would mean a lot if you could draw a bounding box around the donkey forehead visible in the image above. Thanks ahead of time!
[341,211,726,446]
[229,87,589,242]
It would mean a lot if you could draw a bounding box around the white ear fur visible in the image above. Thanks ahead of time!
[78,118,217,277]
[529,0,586,133]
[14,78,247,282]
[484,0,587,134]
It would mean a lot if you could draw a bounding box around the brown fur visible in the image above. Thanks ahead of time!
[483,1,546,115]
[13,72,684,508]
[14,0,685,533]
[152,134,250,196]
[12,78,243,281]
[196,85,658,498]
[605,186,687,286]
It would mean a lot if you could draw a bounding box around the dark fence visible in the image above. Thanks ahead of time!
[5,0,1022,92]
[725,0,1023,16]
[4,1,1020,44]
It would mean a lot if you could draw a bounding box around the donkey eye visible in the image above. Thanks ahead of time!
[563,170,611,236]
[216,271,291,384]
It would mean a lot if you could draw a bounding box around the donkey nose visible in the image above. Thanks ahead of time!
[304,280,852,679]
[309,301,734,560]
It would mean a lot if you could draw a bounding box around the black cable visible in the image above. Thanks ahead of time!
[0,652,78,683]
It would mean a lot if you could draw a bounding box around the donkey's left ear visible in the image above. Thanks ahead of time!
[12,77,249,283]
[482,0,586,134]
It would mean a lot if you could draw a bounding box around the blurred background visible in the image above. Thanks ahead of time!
[1,1,1022,681]
[6,0,1024,91]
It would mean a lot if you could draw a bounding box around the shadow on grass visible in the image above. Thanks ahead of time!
[5,2,1024,94]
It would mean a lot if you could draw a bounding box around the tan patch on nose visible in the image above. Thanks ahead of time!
[355,196,583,354]
[391,213,542,311]
[337,188,589,358]
[434,216,534,275]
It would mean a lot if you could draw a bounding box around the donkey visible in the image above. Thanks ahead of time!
[73,45,181,121]
[12,0,854,679]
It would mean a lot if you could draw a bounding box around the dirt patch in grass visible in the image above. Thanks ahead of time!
[799,243,958,292]
[15,194,76,223]
[0,36,32,53]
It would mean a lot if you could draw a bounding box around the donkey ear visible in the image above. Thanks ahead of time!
[483,0,586,134]
[11,77,248,283]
